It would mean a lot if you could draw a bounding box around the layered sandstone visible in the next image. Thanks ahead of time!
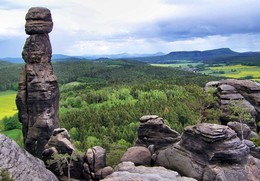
[156,123,260,181]
[204,79,260,130]
[135,115,181,151]
[16,7,59,158]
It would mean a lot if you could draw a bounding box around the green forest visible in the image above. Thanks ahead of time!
[0,59,220,165]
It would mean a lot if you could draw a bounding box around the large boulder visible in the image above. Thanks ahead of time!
[227,121,251,139]
[121,146,151,166]
[135,115,181,151]
[0,133,58,181]
[156,123,253,180]
[250,146,260,160]
[102,161,196,181]
[44,128,75,155]
[25,7,53,35]
[84,146,109,179]
[86,146,106,173]
[16,7,59,158]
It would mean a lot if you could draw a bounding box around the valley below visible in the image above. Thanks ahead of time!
[1,48,260,180]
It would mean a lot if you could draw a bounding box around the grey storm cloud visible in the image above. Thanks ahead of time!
[125,0,260,41]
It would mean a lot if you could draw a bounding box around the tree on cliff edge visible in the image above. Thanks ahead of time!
[229,99,254,141]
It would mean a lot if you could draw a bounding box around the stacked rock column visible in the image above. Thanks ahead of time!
[16,7,59,158]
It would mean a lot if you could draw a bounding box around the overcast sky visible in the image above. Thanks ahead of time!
[1,0,260,57]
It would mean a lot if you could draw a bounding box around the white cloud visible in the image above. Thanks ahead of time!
[63,33,260,55]
[65,38,156,55]
[0,9,25,39]
[0,0,260,57]
[159,34,260,53]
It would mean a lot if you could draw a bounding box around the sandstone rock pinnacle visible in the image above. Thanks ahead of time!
[16,7,59,158]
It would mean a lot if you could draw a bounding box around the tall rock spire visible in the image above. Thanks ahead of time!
[16,7,59,158]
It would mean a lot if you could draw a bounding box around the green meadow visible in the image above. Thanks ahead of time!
[151,62,202,68]
[0,90,17,120]
[2,129,22,139]
[2,129,23,147]
[0,90,22,145]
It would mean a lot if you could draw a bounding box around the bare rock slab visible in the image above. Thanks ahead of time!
[0,133,58,181]
[102,162,196,181]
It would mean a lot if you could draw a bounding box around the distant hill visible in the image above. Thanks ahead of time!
[0,60,14,67]
[1,52,166,63]
[204,52,260,66]
[2,48,260,66]
[2,57,23,63]
[52,54,73,60]
[130,48,240,63]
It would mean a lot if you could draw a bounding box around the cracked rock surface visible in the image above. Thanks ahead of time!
[0,133,58,181]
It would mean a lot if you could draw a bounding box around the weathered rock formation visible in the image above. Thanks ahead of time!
[85,146,113,180]
[227,121,252,139]
[226,121,260,160]
[43,128,113,180]
[156,123,260,181]
[102,161,196,181]
[0,133,58,181]
[44,128,75,155]
[43,128,84,180]
[135,115,181,151]
[16,7,59,158]
[205,79,260,130]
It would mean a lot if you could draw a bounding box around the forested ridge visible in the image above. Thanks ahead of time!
[0,59,221,165]
[0,61,22,91]
[55,59,220,165]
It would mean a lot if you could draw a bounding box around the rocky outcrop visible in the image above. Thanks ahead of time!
[135,115,181,151]
[205,79,260,131]
[25,7,53,35]
[227,121,260,160]
[16,7,59,158]
[102,161,196,181]
[0,133,58,181]
[43,128,112,180]
[84,146,114,180]
[43,128,85,180]
[202,155,260,181]
[251,146,260,160]
[227,121,252,139]
[44,128,75,155]
[155,123,260,181]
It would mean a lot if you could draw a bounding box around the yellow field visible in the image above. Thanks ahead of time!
[225,71,260,78]
[205,64,260,81]
[0,90,17,120]
[210,64,258,70]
